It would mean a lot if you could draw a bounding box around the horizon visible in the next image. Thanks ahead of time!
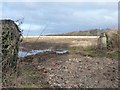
[22,27,117,36]
[1,2,118,36]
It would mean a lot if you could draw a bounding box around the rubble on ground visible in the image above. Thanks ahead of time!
[19,53,118,88]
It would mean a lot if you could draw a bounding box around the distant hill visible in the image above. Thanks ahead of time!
[47,28,117,36]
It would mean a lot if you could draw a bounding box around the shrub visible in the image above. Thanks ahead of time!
[109,31,119,50]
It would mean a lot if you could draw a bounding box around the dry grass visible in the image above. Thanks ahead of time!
[22,36,98,49]
[21,35,119,60]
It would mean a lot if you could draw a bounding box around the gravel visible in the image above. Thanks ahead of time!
[41,56,119,88]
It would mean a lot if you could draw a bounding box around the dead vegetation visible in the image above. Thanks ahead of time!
[16,35,119,88]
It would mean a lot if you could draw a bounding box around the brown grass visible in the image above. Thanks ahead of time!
[21,36,98,50]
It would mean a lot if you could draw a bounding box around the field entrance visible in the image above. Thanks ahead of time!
[15,36,119,88]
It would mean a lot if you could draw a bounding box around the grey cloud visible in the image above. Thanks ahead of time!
[1,2,118,35]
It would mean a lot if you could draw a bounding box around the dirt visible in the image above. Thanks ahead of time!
[17,51,118,88]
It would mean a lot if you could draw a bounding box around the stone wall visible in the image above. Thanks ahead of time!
[97,32,108,49]
[0,19,21,86]
[97,32,116,50]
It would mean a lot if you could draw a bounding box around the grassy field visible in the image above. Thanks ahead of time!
[22,36,98,49]
[21,36,118,60]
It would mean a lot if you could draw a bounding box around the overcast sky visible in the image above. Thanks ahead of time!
[1,2,118,36]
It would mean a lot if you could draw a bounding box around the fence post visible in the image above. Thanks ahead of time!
[97,32,108,50]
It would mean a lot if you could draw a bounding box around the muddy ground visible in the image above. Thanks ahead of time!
[16,37,119,88]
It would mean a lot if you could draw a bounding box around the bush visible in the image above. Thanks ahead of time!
[109,32,119,50]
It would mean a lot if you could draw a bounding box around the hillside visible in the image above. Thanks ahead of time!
[47,28,117,36]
